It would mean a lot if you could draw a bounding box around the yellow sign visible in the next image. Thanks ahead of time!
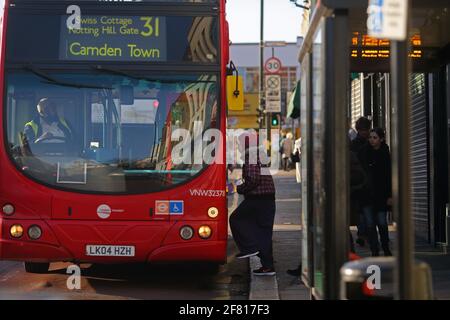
[227,93,260,129]
[227,76,244,111]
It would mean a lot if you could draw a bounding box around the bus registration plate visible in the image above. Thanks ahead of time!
[86,245,135,257]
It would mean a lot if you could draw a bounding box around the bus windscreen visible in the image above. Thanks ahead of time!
[5,71,219,194]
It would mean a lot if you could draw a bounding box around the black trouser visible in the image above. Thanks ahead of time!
[282,157,290,171]
[230,197,276,269]
[349,232,355,253]
[362,205,390,254]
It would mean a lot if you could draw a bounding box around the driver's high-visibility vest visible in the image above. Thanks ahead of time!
[25,117,72,139]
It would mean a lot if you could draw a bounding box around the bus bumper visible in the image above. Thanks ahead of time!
[0,217,78,262]
[0,239,72,263]
[0,218,227,264]
[148,241,227,263]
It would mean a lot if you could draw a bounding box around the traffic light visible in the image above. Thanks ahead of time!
[271,114,279,127]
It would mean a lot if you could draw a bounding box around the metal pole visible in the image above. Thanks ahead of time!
[447,64,450,244]
[391,1,414,300]
[260,0,271,155]
[325,10,349,300]
[259,0,265,134]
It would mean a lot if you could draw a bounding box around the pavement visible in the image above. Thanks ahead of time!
[348,231,450,300]
[414,241,450,300]
[228,167,450,300]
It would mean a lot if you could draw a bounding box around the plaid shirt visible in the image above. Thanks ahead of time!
[237,163,275,198]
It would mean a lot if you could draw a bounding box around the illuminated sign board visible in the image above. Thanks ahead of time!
[59,15,167,61]
[351,33,423,59]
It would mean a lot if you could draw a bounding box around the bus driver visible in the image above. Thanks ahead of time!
[24,98,73,144]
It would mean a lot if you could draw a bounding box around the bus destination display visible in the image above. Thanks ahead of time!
[59,16,167,61]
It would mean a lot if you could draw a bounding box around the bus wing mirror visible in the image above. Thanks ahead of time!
[120,85,134,105]
[227,75,244,111]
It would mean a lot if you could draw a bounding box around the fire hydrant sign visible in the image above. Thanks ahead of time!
[367,0,408,41]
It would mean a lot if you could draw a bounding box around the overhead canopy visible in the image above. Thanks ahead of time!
[299,0,450,73]
[345,0,450,72]
[287,81,300,119]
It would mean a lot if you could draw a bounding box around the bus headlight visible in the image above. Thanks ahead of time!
[2,204,15,216]
[198,226,212,239]
[10,224,24,238]
[28,225,42,240]
[180,226,194,240]
[208,207,219,219]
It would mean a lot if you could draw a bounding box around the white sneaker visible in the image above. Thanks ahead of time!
[236,251,259,259]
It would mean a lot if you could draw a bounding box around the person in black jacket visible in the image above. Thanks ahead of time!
[349,150,368,253]
[350,117,371,247]
[350,117,371,154]
[358,128,392,256]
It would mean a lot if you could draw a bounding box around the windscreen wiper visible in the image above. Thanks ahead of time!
[25,65,113,90]
[92,65,216,84]
[92,65,139,80]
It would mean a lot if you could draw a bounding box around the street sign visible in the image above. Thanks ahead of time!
[264,57,282,74]
[265,75,281,113]
[266,75,280,91]
[266,100,281,113]
[367,0,408,41]
[265,41,287,47]
[265,75,281,96]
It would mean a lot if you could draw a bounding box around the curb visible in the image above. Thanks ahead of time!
[248,256,280,300]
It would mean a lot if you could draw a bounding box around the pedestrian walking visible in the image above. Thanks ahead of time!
[350,117,371,247]
[230,136,277,276]
[281,132,294,171]
[349,149,368,253]
[358,128,392,256]
[293,137,302,183]
[279,132,286,170]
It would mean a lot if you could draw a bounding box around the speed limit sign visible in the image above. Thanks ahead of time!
[264,57,282,74]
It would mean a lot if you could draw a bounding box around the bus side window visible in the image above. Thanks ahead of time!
[11,98,35,146]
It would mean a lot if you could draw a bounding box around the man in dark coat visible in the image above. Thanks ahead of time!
[350,117,371,246]
[349,151,368,252]
[350,117,371,154]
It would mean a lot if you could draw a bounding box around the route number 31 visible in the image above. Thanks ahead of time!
[140,17,160,37]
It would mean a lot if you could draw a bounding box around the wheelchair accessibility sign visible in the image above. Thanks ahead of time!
[169,201,184,215]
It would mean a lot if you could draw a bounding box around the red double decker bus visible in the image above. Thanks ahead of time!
[0,0,232,273]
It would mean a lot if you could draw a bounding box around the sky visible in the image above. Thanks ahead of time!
[226,0,303,43]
